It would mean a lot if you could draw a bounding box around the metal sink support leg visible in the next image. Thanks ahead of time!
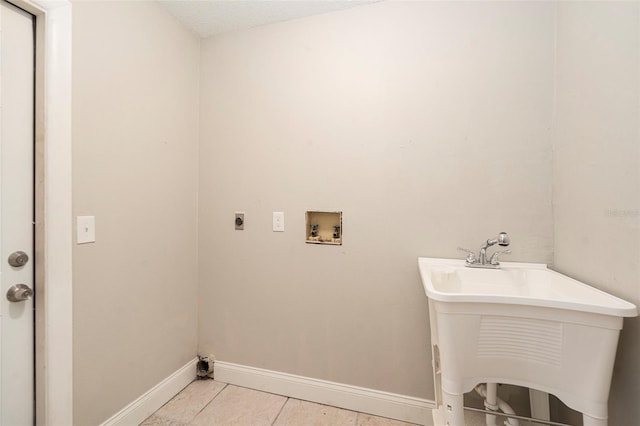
[529,389,550,426]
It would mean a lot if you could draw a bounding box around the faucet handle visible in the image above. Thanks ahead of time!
[489,249,512,265]
[457,247,476,264]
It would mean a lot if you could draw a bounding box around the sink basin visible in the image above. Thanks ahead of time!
[419,257,637,426]
[420,257,637,317]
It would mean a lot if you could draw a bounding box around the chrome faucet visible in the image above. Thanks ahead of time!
[458,232,511,269]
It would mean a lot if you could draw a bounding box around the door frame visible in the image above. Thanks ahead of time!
[7,1,72,424]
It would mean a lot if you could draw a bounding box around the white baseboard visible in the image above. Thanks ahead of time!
[214,361,435,426]
[100,357,198,426]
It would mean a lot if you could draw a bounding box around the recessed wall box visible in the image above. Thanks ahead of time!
[235,212,244,230]
[305,211,342,245]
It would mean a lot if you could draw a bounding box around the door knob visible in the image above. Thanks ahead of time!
[7,284,33,302]
[8,251,29,267]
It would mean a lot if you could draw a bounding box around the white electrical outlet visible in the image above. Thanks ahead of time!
[273,212,284,232]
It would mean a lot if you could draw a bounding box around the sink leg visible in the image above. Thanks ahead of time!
[583,414,607,426]
[529,389,550,425]
[441,390,464,426]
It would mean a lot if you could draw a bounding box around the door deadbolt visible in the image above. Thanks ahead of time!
[8,251,29,267]
[7,284,34,302]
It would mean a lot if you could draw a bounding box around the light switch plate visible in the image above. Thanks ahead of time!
[273,212,284,232]
[77,216,96,244]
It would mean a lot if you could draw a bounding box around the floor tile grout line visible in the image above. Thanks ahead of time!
[184,380,228,425]
[153,380,419,426]
[270,397,290,426]
[141,379,203,425]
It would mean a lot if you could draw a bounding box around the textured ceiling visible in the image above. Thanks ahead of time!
[157,0,378,38]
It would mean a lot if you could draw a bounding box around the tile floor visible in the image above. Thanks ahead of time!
[140,379,419,426]
[140,379,531,426]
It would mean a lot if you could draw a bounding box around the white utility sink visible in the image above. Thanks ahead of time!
[419,257,637,426]
[421,258,637,317]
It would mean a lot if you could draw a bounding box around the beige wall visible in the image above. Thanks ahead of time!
[552,2,640,424]
[71,1,200,424]
[67,1,638,422]
[198,1,555,400]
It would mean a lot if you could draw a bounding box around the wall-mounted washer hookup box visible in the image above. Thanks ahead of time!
[305,211,342,245]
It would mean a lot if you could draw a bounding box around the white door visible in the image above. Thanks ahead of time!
[0,1,35,424]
